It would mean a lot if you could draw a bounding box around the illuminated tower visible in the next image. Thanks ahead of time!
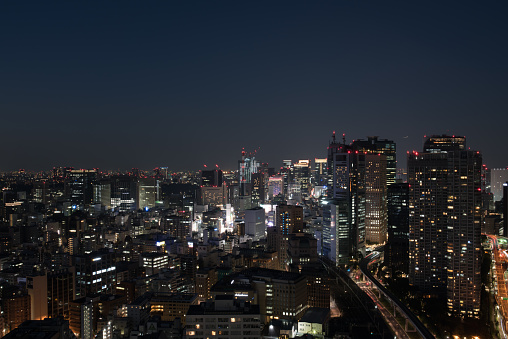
[314,158,328,186]
[364,154,387,244]
[293,160,311,196]
[352,136,396,186]
[276,204,304,269]
[325,132,366,261]
[66,169,98,207]
[409,135,482,318]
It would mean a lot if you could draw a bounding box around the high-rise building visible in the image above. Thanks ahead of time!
[276,204,304,269]
[364,154,388,244]
[280,160,293,197]
[490,168,508,202]
[268,175,284,200]
[110,175,137,212]
[201,169,223,187]
[27,268,76,321]
[66,169,98,207]
[313,158,328,187]
[325,133,366,261]
[408,135,482,318]
[69,296,97,339]
[200,185,228,208]
[352,136,396,186]
[293,160,311,196]
[93,181,111,209]
[137,177,159,210]
[244,207,265,241]
[276,204,304,235]
[385,182,409,276]
[251,172,265,206]
[238,150,260,196]
[322,199,351,265]
[74,250,116,298]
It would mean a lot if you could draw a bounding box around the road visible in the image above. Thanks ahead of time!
[362,284,410,339]
[321,258,393,338]
[485,234,508,339]
[360,250,435,339]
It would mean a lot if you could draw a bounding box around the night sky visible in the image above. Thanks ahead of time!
[1,2,507,171]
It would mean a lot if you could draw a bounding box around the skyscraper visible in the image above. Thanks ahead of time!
[325,133,366,261]
[322,199,351,265]
[293,160,311,196]
[276,204,304,269]
[490,168,508,202]
[201,169,223,187]
[364,154,387,244]
[251,172,265,206]
[66,169,98,207]
[313,158,328,187]
[352,136,396,186]
[408,135,482,318]
[385,182,409,276]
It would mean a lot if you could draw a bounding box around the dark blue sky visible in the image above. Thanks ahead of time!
[1,1,507,171]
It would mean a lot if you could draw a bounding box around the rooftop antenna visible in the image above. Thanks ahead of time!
[332,131,336,143]
[342,133,346,145]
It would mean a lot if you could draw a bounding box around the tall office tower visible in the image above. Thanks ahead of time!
[276,204,304,269]
[490,168,508,202]
[408,148,450,296]
[364,154,388,244]
[93,180,111,209]
[352,136,396,185]
[314,158,328,186]
[137,177,159,210]
[293,160,311,196]
[245,207,265,241]
[74,249,116,298]
[322,199,351,264]
[326,133,366,260]
[110,175,137,212]
[238,150,260,196]
[201,169,223,187]
[276,204,304,235]
[268,175,284,200]
[281,160,293,197]
[409,135,482,318]
[66,169,98,207]
[201,185,228,208]
[385,182,409,276]
[251,172,265,206]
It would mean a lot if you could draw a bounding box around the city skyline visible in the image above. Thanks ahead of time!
[1,2,507,171]
[0,132,505,173]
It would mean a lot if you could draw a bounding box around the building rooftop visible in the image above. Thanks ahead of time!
[299,307,330,324]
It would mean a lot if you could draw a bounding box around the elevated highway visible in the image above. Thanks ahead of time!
[359,249,435,339]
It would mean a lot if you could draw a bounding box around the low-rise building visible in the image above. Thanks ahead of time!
[185,295,261,339]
